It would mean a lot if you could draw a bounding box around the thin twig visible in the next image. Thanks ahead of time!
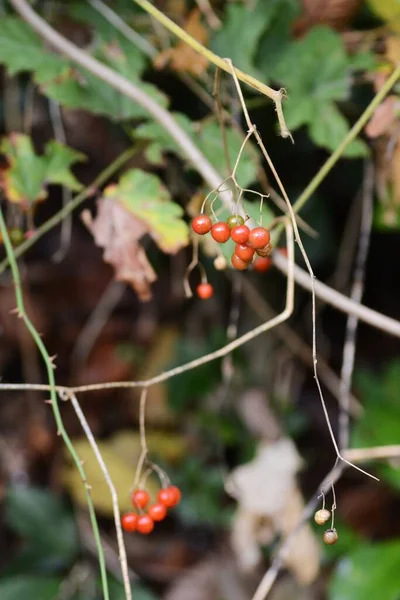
[343,445,400,462]
[339,162,374,451]
[60,389,132,600]
[0,207,110,600]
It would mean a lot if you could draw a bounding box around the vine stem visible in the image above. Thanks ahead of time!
[0,207,110,600]
[131,0,291,138]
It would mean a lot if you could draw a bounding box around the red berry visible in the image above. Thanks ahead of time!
[191,214,212,235]
[231,253,249,271]
[168,485,182,507]
[132,489,150,509]
[211,222,230,243]
[248,227,271,249]
[137,514,154,534]
[227,215,245,229]
[254,256,272,272]
[231,225,250,244]
[158,488,176,508]
[148,503,168,522]
[235,243,255,262]
[121,512,138,533]
[196,282,214,300]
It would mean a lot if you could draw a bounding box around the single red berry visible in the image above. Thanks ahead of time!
[132,489,150,509]
[235,243,255,263]
[248,227,271,249]
[254,256,272,272]
[168,485,182,507]
[211,221,231,243]
[191,214,212,235]
[148,503,168,522]
[158,488,176,508]
[227,215,245,229]
[121,512,138,533]
[231,253,249,271]
[196,282,214,300]
[137,514,154,535]
[231,225,250,244]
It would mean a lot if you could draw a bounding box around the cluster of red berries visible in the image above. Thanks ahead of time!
[191,214,272,300]
[121,485,181,535]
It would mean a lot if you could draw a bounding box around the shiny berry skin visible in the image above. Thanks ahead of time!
[248,227,271,249]
[148,503,168,522]
[253,256,272,272]
[211,222,230,243]
[137,514,154,534]
[314,509,331,526]
[235,243,254,263]
[121,512,138,533]
[132,489,150,509]
[158,488,176,508]
[231,224,250,244]
[168,486,182,507]
[323,528,338,545]
[191,214,212,235]
[231,253,249,271]
[196,282,214,300]
[227,215,244,229]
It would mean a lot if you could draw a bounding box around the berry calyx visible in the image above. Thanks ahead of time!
[196,282,214,300]
[132,489,150,509]
[168,485,182,507]
[231,253,249,271]
[253,256,272,272]
[191,214,212,235]
[235,243,254,263]
[256,244,272,258]
[158,488,176,508]
[137,514,154,534]
[148,503,168,522]
[248,227,271,249]
[211,222,230,243]
[121,512,138,533]
[323,528,338,545]
[314,509,331,526]
[231,224,250,244]
[227,215,245,229]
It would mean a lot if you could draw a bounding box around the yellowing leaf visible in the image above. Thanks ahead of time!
[367,0,400,32]
[104,169,189,253]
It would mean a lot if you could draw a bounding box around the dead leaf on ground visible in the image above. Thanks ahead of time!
[365,96,398,139]
[154,9,209,76]
[294,0,362,35]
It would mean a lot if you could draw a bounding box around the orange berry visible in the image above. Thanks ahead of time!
[196,282,214,299]
[121,512,138,532]
[148,503,167,522]
[231,253,249,271]
[137,514,154,534]
[132,489,150,509]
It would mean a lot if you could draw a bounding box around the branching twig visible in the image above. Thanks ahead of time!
[339,162,374,450]
[0,207,110,600]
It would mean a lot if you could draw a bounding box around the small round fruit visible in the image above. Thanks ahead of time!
[248,227,271,249]
[227,215,245,229]
[196,282,214,300]
[214,255,227,271]
[9,228,24,245]
[235,243,255,263]
[314,509,331,526]
[231,253,249,271]
[148,503,168,522]
[121,512,138,533]
[211,221,230,243]
[254,256,272,272]
[323,528,338,545]
[137,514,154,535]
[191,214,212,235]
[231,224,250,244]
[132,489,150,509]
[158,488,176,508]
[256,243,272,258]
[168,485,182,507]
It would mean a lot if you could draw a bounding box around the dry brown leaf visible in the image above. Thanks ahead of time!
[294,0,362,34]
[154,8,209,76]
[82,198,156,301]
[365,96,398,138]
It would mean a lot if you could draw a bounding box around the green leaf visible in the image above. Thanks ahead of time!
[255,0,300,72]
[5,486,79,564]
[108,578,159,600]
[0,576,61,600]
[330,540,400,600]
[308,104,369,157]
[135,115,259,188]
[104,169,189,253]
[0,134,85,206]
